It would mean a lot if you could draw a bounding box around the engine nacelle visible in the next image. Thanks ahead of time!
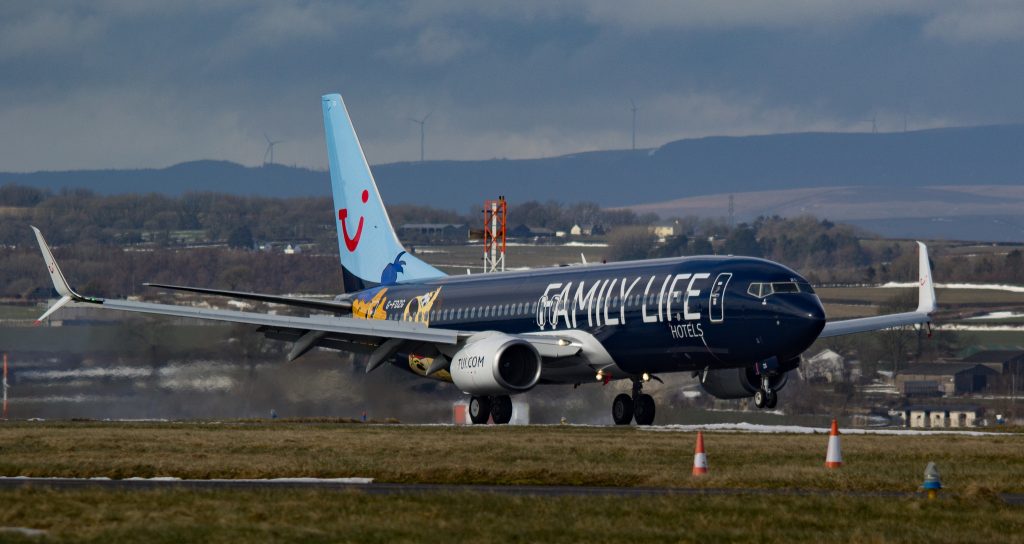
[449,333,542,396]
[699,357,799,400]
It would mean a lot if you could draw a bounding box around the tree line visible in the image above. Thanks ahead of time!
[2,184,1022,299]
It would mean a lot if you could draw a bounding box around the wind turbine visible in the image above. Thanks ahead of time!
[409,111,433,162]
[630,99,638,151]
[263,133,283,165]
[864,115,877,134]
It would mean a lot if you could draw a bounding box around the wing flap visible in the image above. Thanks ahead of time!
[100,299,458,344]
[144,283,352,314]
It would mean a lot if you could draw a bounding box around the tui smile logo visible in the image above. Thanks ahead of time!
[338,189,369,252]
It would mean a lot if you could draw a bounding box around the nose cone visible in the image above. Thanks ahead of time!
[800,295,827,335]
[778,294,826,355]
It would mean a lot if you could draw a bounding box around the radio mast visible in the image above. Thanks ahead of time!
[483,197,507,273]
[3,353,8,419]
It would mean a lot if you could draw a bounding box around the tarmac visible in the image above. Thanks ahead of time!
[1,477,1021,504]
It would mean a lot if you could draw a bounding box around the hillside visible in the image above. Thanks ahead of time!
[2,124,1021,209]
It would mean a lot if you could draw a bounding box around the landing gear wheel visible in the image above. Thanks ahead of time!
[469,396,492,424]
[633,394,656,426]
[765,390,778,409]
[753,389,767,409]
[612,394,634,425]
[491,395,513,424]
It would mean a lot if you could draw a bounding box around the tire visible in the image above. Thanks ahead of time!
[491,395,513,424]
[753,390,767,409]
[612,394,634,425]
[634,394,656,426]
[469,396,492,424]
[766,390,778,409]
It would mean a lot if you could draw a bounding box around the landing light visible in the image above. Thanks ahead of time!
[642,372,651,382]
[595,369,604,381]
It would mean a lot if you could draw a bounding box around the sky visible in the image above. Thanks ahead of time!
[2,0,1024,172]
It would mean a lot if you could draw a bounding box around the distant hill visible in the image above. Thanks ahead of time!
[3,124,1023,213]
[625,185,1024,243]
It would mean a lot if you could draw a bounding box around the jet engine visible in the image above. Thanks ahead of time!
[698,357,799,399]
[448,333,542,396]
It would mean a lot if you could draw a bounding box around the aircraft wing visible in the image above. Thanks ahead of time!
[818,241,936,338]
[31,227,456,346]
[143,282,353,314]
[32,227,586,364]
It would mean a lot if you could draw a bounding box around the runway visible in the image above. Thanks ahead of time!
[2,477,1021,504]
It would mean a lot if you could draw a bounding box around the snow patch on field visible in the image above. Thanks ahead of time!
[881,282,1024,293]
[641,423,1001,436]
[937,324,1024,332]
[966,311,1024,320]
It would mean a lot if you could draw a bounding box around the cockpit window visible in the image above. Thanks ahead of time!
[747,281,814,298]
[772,282,800,294]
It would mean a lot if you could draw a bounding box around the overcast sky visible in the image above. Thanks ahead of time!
[2,1,1024,172]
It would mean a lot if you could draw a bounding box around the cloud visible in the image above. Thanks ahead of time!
[923,4,1024,43]
[376,27,481,66]
[0,7,104,60]
[0,2,1023,172]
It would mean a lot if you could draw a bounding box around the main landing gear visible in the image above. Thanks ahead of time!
[612,379,656,426]
[469,395,513,424]
[753,375,778,410]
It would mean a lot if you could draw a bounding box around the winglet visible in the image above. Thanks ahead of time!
[32,226,78,299]
[916,241,936,314]
[31,226,97,323]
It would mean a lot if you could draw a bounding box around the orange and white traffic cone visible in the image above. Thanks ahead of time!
[692,431,708,476]
[825,418,843,469]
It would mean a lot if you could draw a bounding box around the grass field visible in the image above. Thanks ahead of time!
[416,242,603,272]
[0,488,1021,543]
[1,422,1022,493]
[1,422,1022,542]
[817,286,1024,306]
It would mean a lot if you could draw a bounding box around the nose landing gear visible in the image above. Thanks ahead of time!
[753,374,778,409]
[612,378,657,426]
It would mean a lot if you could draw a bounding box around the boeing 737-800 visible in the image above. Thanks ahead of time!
[31,93,937,425]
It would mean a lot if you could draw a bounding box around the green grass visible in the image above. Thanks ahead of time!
[416,242,601,272]
[1,422,1022,493]
[0,304,41,320]
[0,488,1019,543]
[818,286,1024,306]
[1,422,1023,542]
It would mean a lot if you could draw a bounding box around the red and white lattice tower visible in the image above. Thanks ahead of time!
[2,353,8,419]
[483,196,507,273]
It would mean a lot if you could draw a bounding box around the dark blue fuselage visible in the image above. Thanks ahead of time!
[350,255,826,381]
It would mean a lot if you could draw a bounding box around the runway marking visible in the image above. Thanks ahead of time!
[0,477,1020,504]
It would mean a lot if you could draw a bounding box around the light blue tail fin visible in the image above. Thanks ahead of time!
[321,93,445,291]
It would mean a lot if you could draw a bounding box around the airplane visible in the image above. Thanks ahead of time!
[30,93,937,425]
